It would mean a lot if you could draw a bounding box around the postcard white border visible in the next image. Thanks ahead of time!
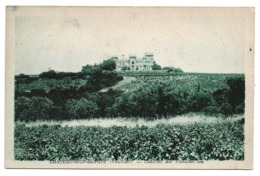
[4,6,254,169]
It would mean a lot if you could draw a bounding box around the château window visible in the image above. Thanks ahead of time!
[132,61,135,64]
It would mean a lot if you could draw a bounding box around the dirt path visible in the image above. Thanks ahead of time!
[99,77,136,92]
[17,114,243,128]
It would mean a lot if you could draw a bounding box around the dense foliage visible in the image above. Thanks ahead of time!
[81,58,116,73]
[15,97,54,121]
[121,66,130,71]
[152,61,162,70]
[78,71,123,93]
[100,58,116,71]
[16,77,87,93]
[15,72,245,121]
[38,71,87,80]
[110,75,245,118]
[14,122,244,161]
[15,58,124,121]
[65,98,98,119]
[163,67,184,73]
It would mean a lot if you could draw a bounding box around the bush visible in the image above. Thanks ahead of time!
[15,74,30,79]
[15,96,54,121]
[79,71,123,93]
[111,94,136,117]
[39,70,57,79]
[81,65,102,75]
[188,91,212,112]
[208,77,245,115]
[162,67,184,73]
[65,98,98,119]
[112,83,189,118]
[156,85,187,116]
[226,77,245,111]
[15,73,245,120]
[235,103,245,114]
[152,61,161,70]
[220,102,233,116]
[203,105,221,115]
[100,59,116,70]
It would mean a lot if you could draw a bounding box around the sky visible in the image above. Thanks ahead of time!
[14,7,247,74]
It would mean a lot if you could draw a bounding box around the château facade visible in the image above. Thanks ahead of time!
[113,53,154,71]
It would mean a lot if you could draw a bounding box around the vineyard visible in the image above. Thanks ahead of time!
[114,73,244,93]
[16,78,87,93]
[14,121,244,161]
[14,71,245,161]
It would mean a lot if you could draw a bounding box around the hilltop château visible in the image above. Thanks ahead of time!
[112,53,154,71]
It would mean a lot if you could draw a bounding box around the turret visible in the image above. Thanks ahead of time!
[129,54,137,71]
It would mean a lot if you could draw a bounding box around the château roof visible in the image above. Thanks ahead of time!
[145,52,153,56]
[117,59,129,63]
[136,58,144,62]
[129,54,137,58]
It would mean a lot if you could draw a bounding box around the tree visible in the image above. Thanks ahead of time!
[81,65,102,75]
[15,74,30,79]
[92,89,123,117]
[112,94,135,117]
[65,98,98,119]
[121,66,130,71]
[100,58,116,70]
[152,61,161,70]
[226,77,245,109]
[15,97,31,121]
[156,84,188,116]
[81,64,92,73]
[112,83,158,118]
[15,96,54,121]
[207,77,245,115]
[79,71,123,93]
[162,67,183,73]
[39,70,57,79]
[174,68,184,73]
[130,86,159,117]
[188,91,212,112]
[156,86,178,116]
[163,67,174,72]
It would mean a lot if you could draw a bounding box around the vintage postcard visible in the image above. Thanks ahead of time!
[5,7,254,169]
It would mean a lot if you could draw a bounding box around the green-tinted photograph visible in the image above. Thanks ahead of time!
[5,7,254,169]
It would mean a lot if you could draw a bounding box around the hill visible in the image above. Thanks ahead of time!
[15,71,245,121]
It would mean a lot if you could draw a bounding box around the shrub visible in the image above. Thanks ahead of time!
[15,74,30,79]
[226,77,245,110]
[79,71,123,93]
[235,102,245,114]
[15,96,54,121]
[152,61,161,70]
[188,91,212,112]
[100,59,116,70]
[39,70,57,79]
[65,98,98,119]
[220,102,233,116]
